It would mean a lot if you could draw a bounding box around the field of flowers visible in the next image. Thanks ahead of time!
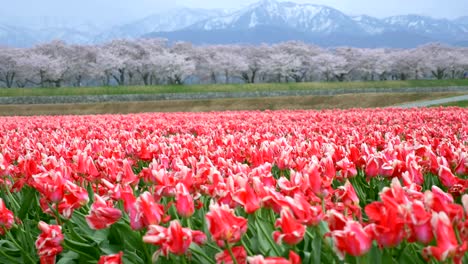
[0,108,467,264]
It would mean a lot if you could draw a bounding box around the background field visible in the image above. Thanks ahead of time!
[1,92,464,116]
[438,100,468,107]
[1,79,467,97]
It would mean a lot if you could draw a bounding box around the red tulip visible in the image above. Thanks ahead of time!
[284,193,322,226]
[334,181,360,207]
[336,157,357,179]
[301,161,323,196]
[0,198,14,235]
[215,246,247,264]
[206,203,248,247]
[165,221,196,256]
[31,171,65,203]
[35,221,64,264]
[422,212,467,263]
[247,250,301,264]
[425,186,464,222]
[175,183,195,218]
[273,209,306,246]
[407,201,433,244]
[98,251,123,264]
[365,156,380,178]
[438,166,461,188]
[326,209,350,232]
[329,221,373,260]
[143,220,206,256]
[462,194,468,215]
[130,191,166,230]
[86,195,122,230]
[365,201,405,248]
[454,153,468,175]
[233,183,261,214]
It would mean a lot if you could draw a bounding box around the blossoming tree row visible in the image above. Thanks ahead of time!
[1,40,467,88]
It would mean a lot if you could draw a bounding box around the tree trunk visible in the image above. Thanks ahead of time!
[335,73,346,82]
[210,71,217,84]
[225,70,229,84]
[250,69,257,83]
[75,75,82,87]
[142,73,149,86]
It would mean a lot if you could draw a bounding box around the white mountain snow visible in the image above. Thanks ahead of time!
[1,0,467,48]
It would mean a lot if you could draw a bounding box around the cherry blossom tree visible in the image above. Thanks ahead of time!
[0,47,23,88]
[1,39,467,88]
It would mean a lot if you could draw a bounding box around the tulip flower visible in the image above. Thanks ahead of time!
[273,209,306,246]
[422,212,467,263]
[143,220,206,256]
[406,201,433,244]
[130,191,166,230]
[247,250,301,264]
[215,246,247,264]
[0,198,14,235]
[35,221,64,264]
[98,251,123,264]
[175,182,195,218]
[85,195,122,230]
[328,221,373,260]
[206,203,248,247]
[233,183,261,214]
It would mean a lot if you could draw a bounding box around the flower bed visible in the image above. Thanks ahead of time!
[0,108,467,264]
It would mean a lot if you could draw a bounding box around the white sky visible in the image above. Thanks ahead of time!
[0,0,466,27]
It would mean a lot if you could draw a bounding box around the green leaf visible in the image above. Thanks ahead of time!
[17,186,38,219]
[86,183,95,204]
[398,245,425,264]
[311,230,322,264]
[382,249,396,264]
[63,238,100,261]
[0,240,20,253]
[57,251,80,264]
[369,244,382,264]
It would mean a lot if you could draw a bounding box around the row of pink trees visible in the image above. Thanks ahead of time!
[0,39,467,88]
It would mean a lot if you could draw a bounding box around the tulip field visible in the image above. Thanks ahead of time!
[0,108,467,264]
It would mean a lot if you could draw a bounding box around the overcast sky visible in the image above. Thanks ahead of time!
[1,0,466,27]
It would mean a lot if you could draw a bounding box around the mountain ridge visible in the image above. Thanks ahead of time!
[1,0,467,48]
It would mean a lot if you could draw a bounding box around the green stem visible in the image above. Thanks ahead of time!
[141,231,153,264]
[205,242,221,252]
[226,242,239,264]
[171,204,180,221]
[180,254,187,264]
[254,211,282,256]
[5,231,36,264]
[190,247,216,264]
[356,254,368,264]
[3,185,20,211]
[241,236,254,256]
[186,217,193,230]
[63,240,97,260]
[0,246,20,263]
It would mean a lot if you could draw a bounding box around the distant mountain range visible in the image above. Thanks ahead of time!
[2,0,468,48]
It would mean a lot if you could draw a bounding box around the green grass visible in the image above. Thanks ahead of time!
[1,79,468,97]
[438,100,468,107]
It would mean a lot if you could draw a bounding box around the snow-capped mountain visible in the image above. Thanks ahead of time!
[351,15,389,34]
[0,24,36,47]
[455,16,468,25]
[95,8,225,42]
[146,0,468,47]
[189,0,363,34]
[1,0,467,48]
[383,15,467,40]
